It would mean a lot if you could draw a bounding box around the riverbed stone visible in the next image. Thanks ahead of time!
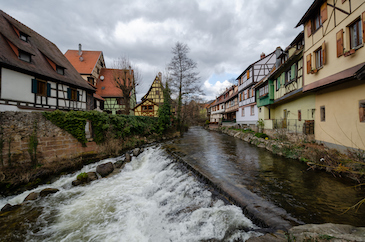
[87,172,98,181]
[133,148,141,157]
[1,203,21,213]
[96,162,114,177]
[288,223,365,241]
[72,180,82,186]
[40,188,59,197]
[125,153,131,163]
[23,192,39,202]
[257,142,266,148]
[246,231,286,242]
[114,159,124,168]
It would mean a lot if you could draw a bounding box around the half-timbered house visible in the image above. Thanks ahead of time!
[255,32,316,134]
[95,68,136,115]
[0,10,95,112]
[297,0,365,151]
[236,48,282,127]
[133,73,164,117]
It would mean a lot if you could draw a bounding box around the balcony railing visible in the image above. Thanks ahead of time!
[267,119,314,135]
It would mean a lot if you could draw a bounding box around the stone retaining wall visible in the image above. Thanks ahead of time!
[0,112,98,166]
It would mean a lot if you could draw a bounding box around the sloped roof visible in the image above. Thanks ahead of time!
[64,49,103,75]
[95,68,133,98]
[295,0,323,27]
[0,10,94,91]
[141,74,163,101]
[132,98,159,110]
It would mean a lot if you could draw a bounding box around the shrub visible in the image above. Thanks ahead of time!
[77,172,88,181]
[255,132,269,139]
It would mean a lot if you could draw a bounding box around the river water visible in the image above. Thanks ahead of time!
[0,146,261,242]
[164,127,365,227]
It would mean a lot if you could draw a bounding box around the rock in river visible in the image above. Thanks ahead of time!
[96,162,114,177]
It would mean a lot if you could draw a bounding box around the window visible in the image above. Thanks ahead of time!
[320,106,325,122]
[349,18,363,49]
[19,50,31,62]
[87,77,94,85]
[156,90,159,95]
[56,65,64,75]
[251,106,255,116]
[315,47,323,69]
[360,100,365,122]
[298,110,302,121]
[314,11,322,31]
[142,105,154,113]
[32,79,50,97]
[259,84,268,97]
[241,108,245,117]
[67,88,79,101]
[19,32,28,42]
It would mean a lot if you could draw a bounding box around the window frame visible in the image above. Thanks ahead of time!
[19,50,31,63]
[315,46,324,69]
[349,18,363,50]
[320,106,326,122]
[250,105,255,116]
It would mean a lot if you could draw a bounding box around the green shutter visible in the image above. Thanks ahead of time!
[47,83,51,97]
[291,64,296,80]
[281,73,285,85]
[32,79,37,93]
[67,88,71,99]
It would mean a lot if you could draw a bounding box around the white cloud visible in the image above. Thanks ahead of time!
[204,79,234,101]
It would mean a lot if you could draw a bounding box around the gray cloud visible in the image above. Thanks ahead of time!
[1,0,312,101]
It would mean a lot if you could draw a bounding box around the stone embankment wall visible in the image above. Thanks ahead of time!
[0,112,97,166]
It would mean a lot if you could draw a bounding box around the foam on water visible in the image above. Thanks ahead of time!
[2,147,261,241]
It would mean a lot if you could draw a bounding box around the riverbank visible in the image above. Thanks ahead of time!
[207,125,365,184]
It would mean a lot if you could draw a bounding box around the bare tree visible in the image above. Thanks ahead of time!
[112,57,141,115]
[168,42,202,128]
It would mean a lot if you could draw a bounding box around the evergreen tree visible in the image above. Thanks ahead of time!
[157,81,172,134]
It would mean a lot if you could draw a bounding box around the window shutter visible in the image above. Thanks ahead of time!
[281,73,285,86]
[67,88,71,99]
[252,89,254,97]
[77,91,80,101]
[336,29,344,57]
[291,64,296,79]
[306,54,312,74]
[307,20,312,37]
[322,41,326,65]
[31,79,37,93]
[362,11,365,44]
[47,83,51,97]
[247,70,250,79]
[320,2,328,23]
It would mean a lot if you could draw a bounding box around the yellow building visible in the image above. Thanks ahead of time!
[296,0,365,151]
[133,73,164,117]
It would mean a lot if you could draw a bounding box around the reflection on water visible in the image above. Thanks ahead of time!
[165,126,365,226]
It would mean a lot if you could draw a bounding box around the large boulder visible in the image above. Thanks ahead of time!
[23,192,39,202]
[96,162,114,177]
[72,180,82,186]
[40,188,59,197]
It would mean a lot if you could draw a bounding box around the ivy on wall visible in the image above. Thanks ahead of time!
[43,110,158,145]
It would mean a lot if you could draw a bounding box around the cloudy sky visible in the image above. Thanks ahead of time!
[1,0,312,101]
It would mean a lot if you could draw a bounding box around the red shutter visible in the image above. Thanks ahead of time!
[362,11,365,44]
[307,20,312,37]
[321,2,328,23]
[336,29,344,57]
[322,41,326,65]
[252,89,254,97]
[306,54,312,74]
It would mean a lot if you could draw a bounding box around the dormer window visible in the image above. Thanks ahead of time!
[19,50,31,62]
[19,32,28,42]
[56,65,65,75]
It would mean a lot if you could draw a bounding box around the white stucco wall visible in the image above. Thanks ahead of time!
[1,68,34,102]
[236,105,258,124]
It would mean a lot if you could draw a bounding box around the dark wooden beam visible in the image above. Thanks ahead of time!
[327,3,350,15]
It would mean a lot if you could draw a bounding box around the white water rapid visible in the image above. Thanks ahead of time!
[1,146,261,241]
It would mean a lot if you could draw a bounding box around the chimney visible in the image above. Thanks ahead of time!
[158,72,162,82]
[275,46,283,69]
[260,52,265,59]
[78,43,82,56]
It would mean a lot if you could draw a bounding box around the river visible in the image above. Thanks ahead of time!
[1,126,365,241]
[164,126,365,227]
